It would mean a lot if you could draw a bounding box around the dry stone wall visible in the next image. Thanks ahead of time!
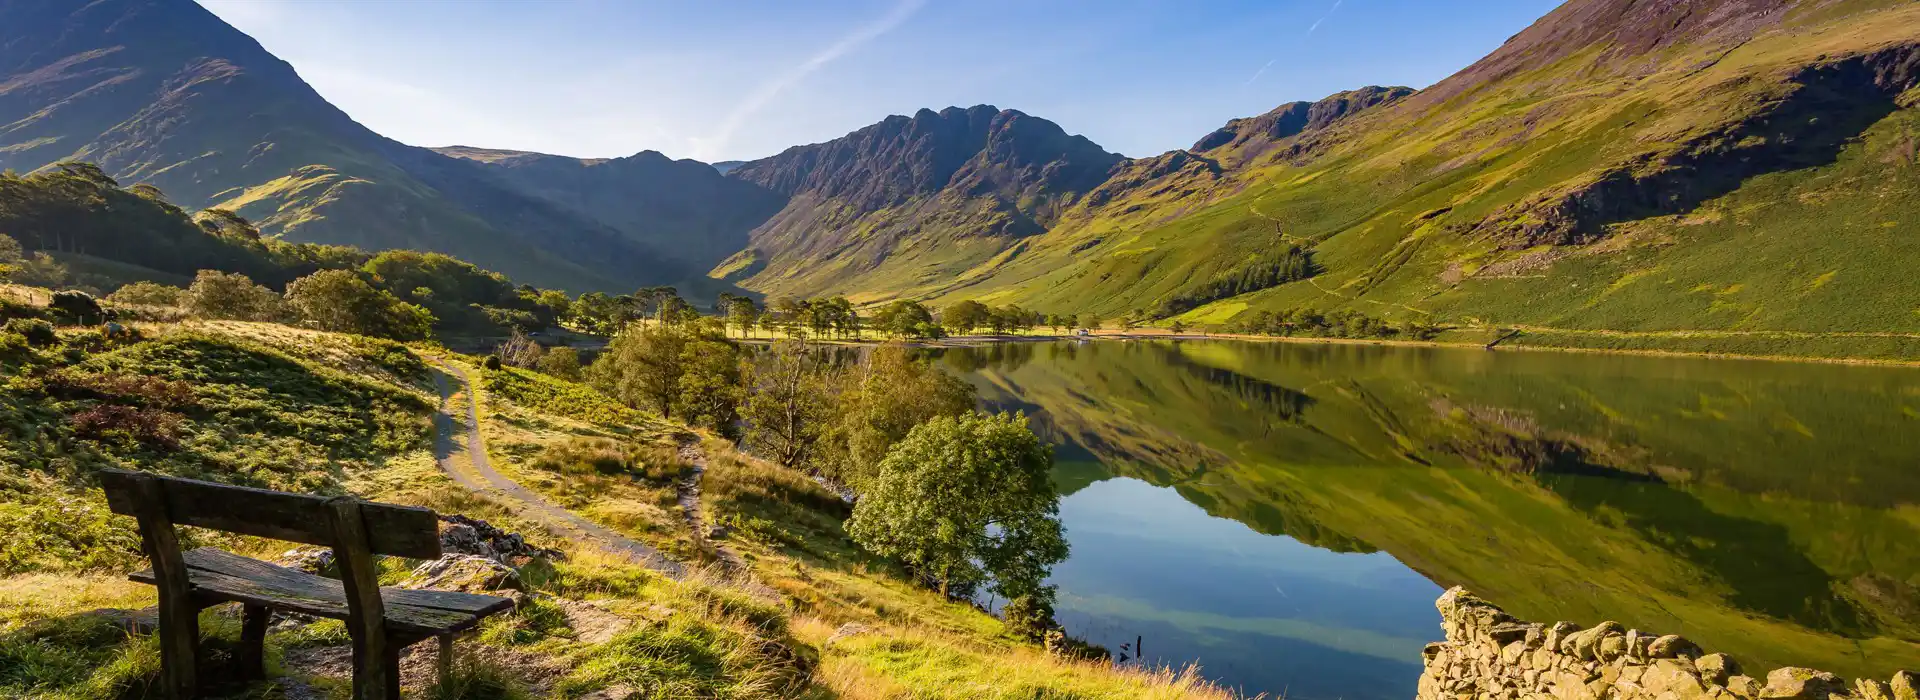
[1417,587,1917,700]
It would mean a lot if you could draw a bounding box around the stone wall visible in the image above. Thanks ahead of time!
[1417,587,1917,700]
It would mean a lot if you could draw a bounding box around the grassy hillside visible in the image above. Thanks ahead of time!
[0,298,1236,698]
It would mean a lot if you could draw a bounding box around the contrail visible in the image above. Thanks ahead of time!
[1306,0,1345,36]
[1245,0,1346,89]
[1242,58,1278,88]
[701,0,926,159]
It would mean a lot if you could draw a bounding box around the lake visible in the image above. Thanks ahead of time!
[936,339,1920,700]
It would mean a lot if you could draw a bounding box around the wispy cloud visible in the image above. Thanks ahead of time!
[1241,58,1277,88]
[1306,0,1346,37]
[694,0,926,160]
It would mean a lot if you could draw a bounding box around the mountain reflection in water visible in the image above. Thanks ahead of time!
[936,340,1920,700]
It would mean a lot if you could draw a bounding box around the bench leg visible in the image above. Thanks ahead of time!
[437,633,455,688]
[237,605,271,681]
[382,644,403,700]
[155,591,199,700]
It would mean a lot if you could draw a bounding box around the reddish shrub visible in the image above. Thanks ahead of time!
[45,371,197,409]
[68,404,185,450]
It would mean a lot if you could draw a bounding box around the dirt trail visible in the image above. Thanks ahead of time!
[673,437,744,572]
[431,363,685,580]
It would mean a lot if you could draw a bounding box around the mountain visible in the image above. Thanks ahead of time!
[711,105,1126,301]
[896,0,1920,346]
[435,146,787,271]
[0,0,704,295]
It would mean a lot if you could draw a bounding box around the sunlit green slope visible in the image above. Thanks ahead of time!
[911,1,1920,342]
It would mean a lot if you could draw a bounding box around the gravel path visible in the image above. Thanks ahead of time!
[432,362,686,580]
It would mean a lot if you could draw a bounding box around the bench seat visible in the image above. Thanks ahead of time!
[131,548,514,639]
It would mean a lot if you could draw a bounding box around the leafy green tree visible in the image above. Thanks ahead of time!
[283,269,435,340]
[676,336,745,437]
[847,411,1068,600]
[940,300,990,336]
[538,346,583,381]
[1076,313,1101,331]
[818,343,976,489]
[588,322,691,418]
[0,234,23,280]
[186,270,281,321]
[107,281,186,307]
[1168,319,1187,334]
[743,339,834,468]
[725,296,762,338]
[873,300,934,339]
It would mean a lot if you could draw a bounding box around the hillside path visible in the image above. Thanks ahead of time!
[673,438,744,573]
[431,362,686,580]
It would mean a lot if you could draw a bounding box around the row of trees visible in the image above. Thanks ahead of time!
[574,323,1067,634]
[713,295,1106,341]
[1226,307,1442,340]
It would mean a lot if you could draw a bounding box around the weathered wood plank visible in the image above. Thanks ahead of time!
[128,567,480,634]
[128,474,198,700]
[99,469,442,558]
[171,548,512,615]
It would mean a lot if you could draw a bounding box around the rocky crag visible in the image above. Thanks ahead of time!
[1419,587,1918,700]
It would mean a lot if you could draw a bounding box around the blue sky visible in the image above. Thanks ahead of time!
[199,0,1562,163]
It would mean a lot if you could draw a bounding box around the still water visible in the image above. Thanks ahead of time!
[936,340,1920,700]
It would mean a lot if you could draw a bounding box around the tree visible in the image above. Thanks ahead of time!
[0,234,22,281]
[107,281,187,307]
[283,269,435,340]
[676,336,745,437]
[496,330,545,369]
[847,412,1068,600]
[186,270,281,321]
[588,322,692,418]
[818,343,976,489]
[940,300,990,336]
[1168,319,1187,334]
[49,290,104,324]
[723,295,761,338]
[742,340,834,468]
[1076,313,1101,331]
[873,300,934,339]
[538,346,583,381]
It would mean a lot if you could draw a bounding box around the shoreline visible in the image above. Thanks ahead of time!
[729,329,1920,368]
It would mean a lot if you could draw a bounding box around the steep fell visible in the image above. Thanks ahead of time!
[0,0,699,294]
[714,105,1124,300]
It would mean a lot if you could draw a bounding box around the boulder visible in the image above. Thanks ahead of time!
[1545,621,1581,651]
[1761,668,1848,700]
[826,622,873,646]
[1892,671,1918,700]
[276,546,334,574]
[1857,679,1893,700]
[1727,676,1764,699]
[1597,634,1626,662]
[1696,654,1741,686]
[400,554,521,593]
[1649,634,1703,659]
[1643,658,1707,698]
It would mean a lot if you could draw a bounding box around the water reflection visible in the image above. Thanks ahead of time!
[940,340,1920,699]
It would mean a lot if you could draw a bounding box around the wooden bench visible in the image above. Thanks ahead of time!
[100,469,516,700]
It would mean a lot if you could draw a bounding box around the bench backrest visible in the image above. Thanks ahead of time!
[99,469,442,559]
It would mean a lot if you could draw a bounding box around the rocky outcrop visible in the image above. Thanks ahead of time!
[439,514,564,565]
[1419,587,1917,700]
[399,554,522,593]
[1191,86,1414,162]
